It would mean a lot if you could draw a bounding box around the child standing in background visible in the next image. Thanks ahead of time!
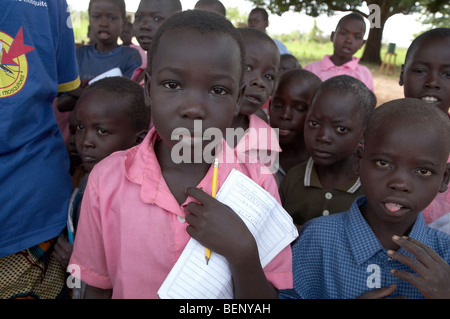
[399,28,450,234]
[280,99,450,299]
[269,69,321,184]
[280,75,375,228]
[229,27,281,173]
[77,0,142,80]
[69,10,293,299]
[120,20,147,69]
[305,13,374,92]
[247,7,290,55]
[57,0,142,113]
[131,0,182,86]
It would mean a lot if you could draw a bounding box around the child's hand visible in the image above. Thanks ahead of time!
[184,187,278,298]
[388,235,450,299]
[52,233,73,270]
[184,187,258,266]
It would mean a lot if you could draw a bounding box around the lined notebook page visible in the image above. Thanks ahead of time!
[158,169,298,299]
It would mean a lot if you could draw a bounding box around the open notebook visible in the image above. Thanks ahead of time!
[158,169,298,299]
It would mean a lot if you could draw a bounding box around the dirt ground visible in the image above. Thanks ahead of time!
[372,69,404,106]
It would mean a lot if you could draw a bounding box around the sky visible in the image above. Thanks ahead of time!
[66,0,427,48]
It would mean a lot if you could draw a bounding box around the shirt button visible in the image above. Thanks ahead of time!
[325,192,333,200]
[177,215,186,223]
[323,210,330,216]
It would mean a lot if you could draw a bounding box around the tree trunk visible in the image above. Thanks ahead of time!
[361,24,384,65]
[360,1,391,65]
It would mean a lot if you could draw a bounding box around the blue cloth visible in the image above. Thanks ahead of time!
[279,196,450,299]
[76,44,142,81]
[273,38,291,55]
[0,0,80,257]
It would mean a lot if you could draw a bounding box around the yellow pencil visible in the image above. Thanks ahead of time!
[206,158,219,264]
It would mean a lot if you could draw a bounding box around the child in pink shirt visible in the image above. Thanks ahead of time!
[229,28,282,174]
[69,10,293,299]
[399,28,450,233]
[305,13,374,92]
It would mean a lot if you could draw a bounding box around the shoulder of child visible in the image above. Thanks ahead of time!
[280,161,308,186]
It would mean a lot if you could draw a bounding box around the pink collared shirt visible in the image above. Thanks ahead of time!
[70,128,293,299]
[233,114,281,175]
[305,55,374,92]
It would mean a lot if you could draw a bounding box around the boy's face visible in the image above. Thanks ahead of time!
[304,90,365,167]
[269,76,312,146]
[331,18,365,61]
[247,11,268,32]
[400,37,450,114]
[146,29,243,154]
[89,0,124,47]
[358,117,450,228]
[75,89,141,171]
[133,0,179,51]
[239,39,279,116]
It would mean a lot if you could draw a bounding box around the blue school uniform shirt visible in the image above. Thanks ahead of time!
[0,0,80,257]
[279,196,450,299]
[76,44,142,81]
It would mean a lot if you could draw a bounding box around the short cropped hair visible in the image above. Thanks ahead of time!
[89,0,126,19]
[237,27,279,56]
[195,0,226,16]
[85,77,150,131]
[148,10,246,78]
[162,0,182,12]
[313,75,376,125]
[404,28,450,67]
[336,12,366,31]
[276,69,321,94]
[365,98,450,154]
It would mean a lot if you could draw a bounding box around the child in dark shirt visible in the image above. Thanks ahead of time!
[269,69,321,183]
[280,75,376,227]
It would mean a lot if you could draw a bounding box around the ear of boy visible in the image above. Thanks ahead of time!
[439,163,450,193]
[144,71,152,107]
[398,65,405,86]
[354,145,364,175]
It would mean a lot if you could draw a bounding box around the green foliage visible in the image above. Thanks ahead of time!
[70,10,90,44]
[417,4,450,30]
[226,7,249,27]
[247,0,447,18]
